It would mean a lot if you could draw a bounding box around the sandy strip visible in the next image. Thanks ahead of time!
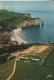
[23,45,49,54]
[11,28,28,45]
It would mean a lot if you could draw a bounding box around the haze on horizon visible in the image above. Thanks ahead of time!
[0,1,54,13]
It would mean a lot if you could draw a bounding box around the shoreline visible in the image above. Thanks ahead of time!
[11,27,28,45]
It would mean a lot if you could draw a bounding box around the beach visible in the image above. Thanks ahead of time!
[11,28,28,45]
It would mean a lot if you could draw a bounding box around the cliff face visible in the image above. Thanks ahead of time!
[17,18,42,28]
[0,11,44,52]
[0,18,43,49]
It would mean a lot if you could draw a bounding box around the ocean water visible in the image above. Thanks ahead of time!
[0,1,54,43]
[19,11,54,43]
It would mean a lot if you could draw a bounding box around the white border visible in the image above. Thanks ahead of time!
[0,0,52,1]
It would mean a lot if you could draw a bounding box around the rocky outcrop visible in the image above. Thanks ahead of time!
[0,13,44,53]
[22,14,31,18]
[17,18,44,28]
[10,17,44,45]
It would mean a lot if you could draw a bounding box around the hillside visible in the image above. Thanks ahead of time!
[0,10,44,50]
[0,10,43,31]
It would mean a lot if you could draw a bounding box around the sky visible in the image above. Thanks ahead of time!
[0,1,54,12]
[0,0,54,1]
[0,0,53,1]
[14,1,54,12]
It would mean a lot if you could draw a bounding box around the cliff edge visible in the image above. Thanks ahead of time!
[0,10,44,51]
[17,18,44,28]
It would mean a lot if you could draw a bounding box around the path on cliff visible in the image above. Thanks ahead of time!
[6,60,16,80]
[6,52,23,80]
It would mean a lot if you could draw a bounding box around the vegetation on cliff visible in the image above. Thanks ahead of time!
[0,9,54,80]
[0,10,44,49]
[0,10,31,31]
[0,10,43,31]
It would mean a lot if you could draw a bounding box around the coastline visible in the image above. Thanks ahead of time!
[11,27,28,45]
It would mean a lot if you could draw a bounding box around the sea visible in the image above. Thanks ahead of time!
[18,11,54,43]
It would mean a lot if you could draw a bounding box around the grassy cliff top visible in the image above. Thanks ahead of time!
[0,10,31,31]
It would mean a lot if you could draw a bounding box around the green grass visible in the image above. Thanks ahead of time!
[43,48,54,67]
[0,54,14,80]
[11,62,54,80]
[23,54,42,59]
[0,58,15,80]
[11,49,54,80]
[19,54,42,64]
[0,10,31,31]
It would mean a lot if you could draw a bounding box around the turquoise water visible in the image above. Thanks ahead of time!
[0,1,54,43]
[19,11,54,43]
